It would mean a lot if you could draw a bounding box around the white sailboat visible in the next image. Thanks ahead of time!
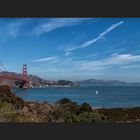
[96,90,99,94]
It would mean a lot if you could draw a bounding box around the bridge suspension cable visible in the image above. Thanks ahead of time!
[0,60,7,72]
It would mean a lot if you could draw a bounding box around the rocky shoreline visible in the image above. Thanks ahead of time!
[0,85,140,123]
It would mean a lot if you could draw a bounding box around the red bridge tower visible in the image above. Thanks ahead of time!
[22,64,27,81]
[22,64,29,87]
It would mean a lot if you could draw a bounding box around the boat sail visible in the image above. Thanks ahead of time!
[96,90,99,94]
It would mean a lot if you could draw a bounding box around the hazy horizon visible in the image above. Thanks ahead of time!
[0,18,140,82]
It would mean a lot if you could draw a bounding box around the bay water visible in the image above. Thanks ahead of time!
[12,86,140,108]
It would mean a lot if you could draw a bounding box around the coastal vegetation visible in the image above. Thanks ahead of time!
[0,85,140,123]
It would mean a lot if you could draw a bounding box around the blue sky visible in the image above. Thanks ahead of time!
[0,18,140,82]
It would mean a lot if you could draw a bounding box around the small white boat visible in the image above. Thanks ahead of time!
[96,90,99,94]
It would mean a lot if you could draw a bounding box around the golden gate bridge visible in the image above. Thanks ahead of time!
[0,61,29,88]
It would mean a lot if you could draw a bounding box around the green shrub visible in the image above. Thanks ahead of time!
[48,98,106,123]
[63,111,106,123]
[79,103,93,113]
[47,108,65,122]
[55,98,81,114]
[0,85,25,110]
[0,101,26,122]
[55,98,73,105]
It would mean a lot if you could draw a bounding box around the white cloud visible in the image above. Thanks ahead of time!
[7,21,23,38]
[33,18,93,36]
[29,53,140,82]
[67,21,124,52]
[65,52,72,56]
[31,53,140,74]
[99,21,124,37]
[0,18,31,39]
[77,54,140,70]
[121,64,140,69]
[32,56,58,62]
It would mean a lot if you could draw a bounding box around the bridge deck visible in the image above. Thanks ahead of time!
[0,75,23,81]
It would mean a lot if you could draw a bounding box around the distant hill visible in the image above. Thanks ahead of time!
[0,71,47,87]
[1,72,139,87]
[77,79,140,86]
[0,71,79,87]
